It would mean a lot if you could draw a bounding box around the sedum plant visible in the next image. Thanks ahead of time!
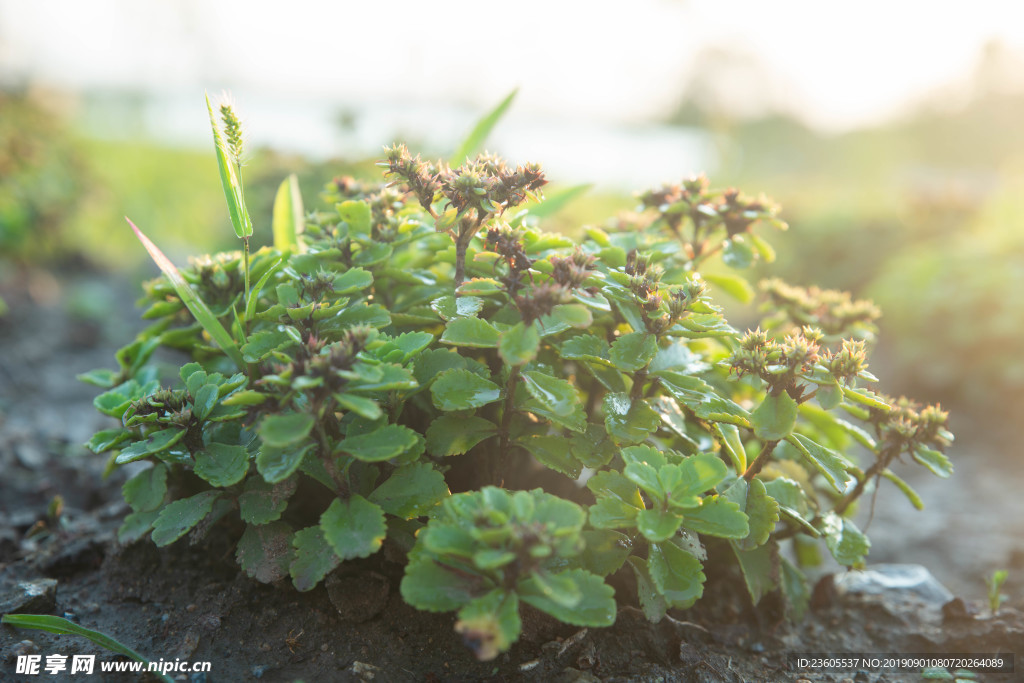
[83,97,954,660]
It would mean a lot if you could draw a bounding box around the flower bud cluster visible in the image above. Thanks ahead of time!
[381,144,442,213]
[873,395,952,452]
[550,248,596,289]
[760,278,880,338]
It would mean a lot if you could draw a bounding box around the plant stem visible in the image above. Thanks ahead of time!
[242,235,251,315]
[454,229,472,287]
[496,365,521,486]
[833,445,897,517]
[742,440,779,481]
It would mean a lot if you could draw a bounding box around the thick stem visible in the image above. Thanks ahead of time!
[742,440,779,482]
[495,365,521,487]
[454,228,474,287]
[834,445,898,517]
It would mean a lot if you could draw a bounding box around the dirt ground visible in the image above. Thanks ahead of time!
[1,270,1022,682]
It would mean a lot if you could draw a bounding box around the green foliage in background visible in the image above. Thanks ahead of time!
[84,99,953,661]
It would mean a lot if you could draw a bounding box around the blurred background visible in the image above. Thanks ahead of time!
[2,0,1023,592]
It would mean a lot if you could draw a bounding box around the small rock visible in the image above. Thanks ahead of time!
[350,661,380,680]
[833,564,953,606]
[39,537,105,578]
[14,441,47,468]
[251,664,268,678]
[326,572,389,622]
[854,670,871,682]
[941,596,979,622]
[12,640,40,657]
[0,578,57,614]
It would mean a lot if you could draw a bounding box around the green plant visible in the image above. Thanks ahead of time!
[986,569,1008,615]
[83,96,954,660]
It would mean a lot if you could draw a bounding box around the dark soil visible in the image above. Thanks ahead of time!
[1,270,1022,683]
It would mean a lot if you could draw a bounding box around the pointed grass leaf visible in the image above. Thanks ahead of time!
[206,93,251,238]
[519,569,616,627]
[609,331,658,372]
[236,521,294,583]
[272,173,304,251]
[320,495,387,560]
[425,415,497,456]
[499,321,541,366]
[244,257,284,322]
[194,442,249,487]
[440,316,500,348]
[338,424,420,462]
[369,463,450,519]
[290,526,340,592]
[751,392,798,440]
[0,615,174,683]
[431,369,502,411]
[257,412,315,448]
[648,542,705,608]
[126,218,245,369]
[450,88,517,166]
[151,490,220,547]
[257,442,313,484]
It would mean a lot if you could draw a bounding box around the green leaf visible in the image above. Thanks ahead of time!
[290,526,340,592]
[257,412,315,448]
[115,428,185,465]
[194,442,249,487]
[440,316,500,348]
[842,386,891,411]
[369,463,450,519]
[702,272,754,303]
[257,442,313,484]
[786,432,852,493]
[451,88,517,166]
[723,478,779,549]
[587,470,645,508]
[722,236,755,269]
[236,521,294,583]
[333,393,382,421]
[337,200,372,235]
[750,233,777,263]
[272,173,304,252]
[609,332,658,372]
[521,371,579,417]
[681,496,749,539]
[244,257,284,322]
[122,464,167,513]
[241,328,298,363]
[821,512,870,567]
[751,392,798,440]
[425,415,497,456]
[623,461,664,502]
[151,491,220,547]
[206,93,252,239]
[714,422,747,473]
[78,368,119,388]
[636,508,683,542]
[455,591,522,662]
[0,615,173,683]
[499,322,541,365]
[673,452,730,500]
[401,557,478,612]
[579,530,632,576]
[882,469,924,510]
[648,542,705,608]
[628,556,668,623]
[338,424,419,462]
[320,495,387,560]
[239,477,297,525]
[431,294,484,321]
[559,334,611,363]
[731,541,778,605]
[537,304,593,336]
[431,369,502,411]
[780,556,810,620]
[519,435,583,478]
[191,383,220,421]
[912,445,953,478]
[588,497,641,529]
[127,219,245,369]
[603,393,660,445]
[519,569,616,627]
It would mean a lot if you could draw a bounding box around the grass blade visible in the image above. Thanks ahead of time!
[518,183,592,218]
[245,257,284,322]
[206,93,252,238]
[1,614,173,683]
[450,88,518,166]
[127,217,245,370]
[272,173,305,252]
